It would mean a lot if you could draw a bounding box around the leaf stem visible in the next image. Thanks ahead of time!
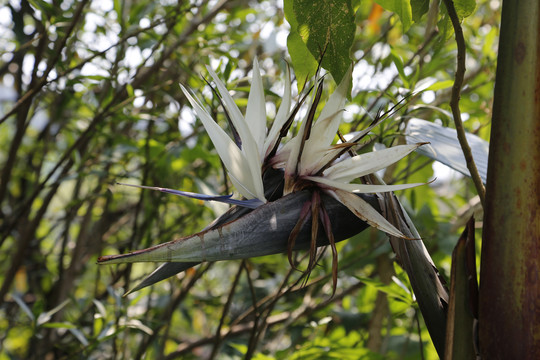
[442,0,486,207]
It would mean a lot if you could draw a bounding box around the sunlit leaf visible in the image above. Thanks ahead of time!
[355,276,413,304]
[455,0,476,19]
[293,0,355,84]
[404,118,489,183]
[375,0,413,31]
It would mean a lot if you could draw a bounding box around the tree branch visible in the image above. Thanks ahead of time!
[441,0,486,207]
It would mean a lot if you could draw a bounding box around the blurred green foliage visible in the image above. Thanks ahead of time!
[0,0,498,358]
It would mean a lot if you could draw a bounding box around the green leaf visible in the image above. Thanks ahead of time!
[12,293,35,322]
[481,25,498,59]
[40,322,77,329]
[390,49,408,87]
[293,0,355,85]
[354,276,413,304]
[230,342,248,355]
[375,0,413,31]
[36,299,70,326]
[411,0,429,22]
[283,0,298,30]
[69,328,89,346]
[455,0,476,19]
[435,3,454,47]
[93,299,107,319]
[425,79,454,91]
[27,0,58,18]
[126,84,134,98]
[286,32,318,91]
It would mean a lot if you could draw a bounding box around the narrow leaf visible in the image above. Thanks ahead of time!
[355,276,413,304]
[37,299,70,326]
[404,118,488,183]
[12,293,35,322]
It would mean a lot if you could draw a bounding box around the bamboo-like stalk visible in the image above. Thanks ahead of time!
[479,0,540,358]
[444,217,478,360]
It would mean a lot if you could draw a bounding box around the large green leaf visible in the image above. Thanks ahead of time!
[284,0,318,91]
[411,0,430,22]
[375,0,413,31]
[454,0,476,19]
[291,0,355,85]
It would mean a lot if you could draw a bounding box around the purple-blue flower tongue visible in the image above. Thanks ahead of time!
[117,183,264,209]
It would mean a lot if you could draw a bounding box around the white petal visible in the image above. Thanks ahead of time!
[300,111,343,175]
[181,85,265,201]
[270,133,295,168]
[283,124,307,193]
[206,65,246,129]
[305,145,350,175]
[311,68,351,144]
[304,175,425,193]
[331,189,405,238]
[300,67,351,173]
[245,58,267,159]
[205,67,266,201]
[228,171,260,200]
[324,144,424,182]
[265,65,292,157]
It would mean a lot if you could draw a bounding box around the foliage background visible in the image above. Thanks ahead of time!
[0,0,499,359]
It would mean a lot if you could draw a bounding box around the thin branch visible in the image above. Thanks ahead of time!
[350,30,438,132]
[208,262,244,360]
[442,0,486,207]
[133,263,212,360]
[242,262,261,358]
[164,280,366,359]
[0,0,90,126]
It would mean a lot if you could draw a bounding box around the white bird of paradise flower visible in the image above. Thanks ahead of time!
[101,58,427,290]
